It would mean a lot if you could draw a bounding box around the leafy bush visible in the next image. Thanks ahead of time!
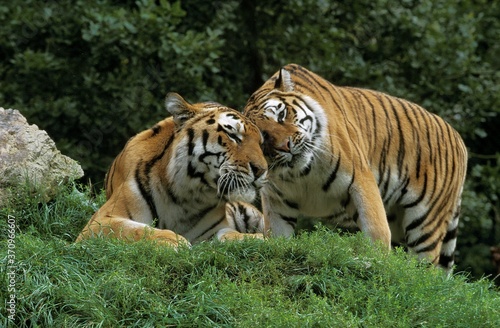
[0,0,230,181]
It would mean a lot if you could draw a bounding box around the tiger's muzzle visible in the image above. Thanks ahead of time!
[217,162,267,202]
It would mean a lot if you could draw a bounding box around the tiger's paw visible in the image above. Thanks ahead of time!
[217,228,265,242]
[149,230,191,249]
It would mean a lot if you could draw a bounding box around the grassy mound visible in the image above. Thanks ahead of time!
[1,184,499,327]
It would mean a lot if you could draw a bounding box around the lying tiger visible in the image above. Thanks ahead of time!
[77,93,268,247]
[244,64,467,271]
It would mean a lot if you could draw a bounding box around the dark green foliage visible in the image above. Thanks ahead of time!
[0,0,498,281]
[0,0,230,182]
[1,185,499,327]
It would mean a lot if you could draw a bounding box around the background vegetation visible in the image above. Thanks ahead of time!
[0,1,498,279]
[1,184,499,327]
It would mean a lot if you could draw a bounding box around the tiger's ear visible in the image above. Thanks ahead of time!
[165,93,198,127]
[273,68,294,92]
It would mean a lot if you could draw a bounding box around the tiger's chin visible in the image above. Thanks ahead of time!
[216,174,259,203]
[223,188,258,203]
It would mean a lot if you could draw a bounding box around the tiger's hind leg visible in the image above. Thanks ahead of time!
[402,204,457,273]
[76,206,190,248]
[216,202,266,241]
[438,202,461,273]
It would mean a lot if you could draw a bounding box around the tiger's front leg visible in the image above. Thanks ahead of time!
[216,202,266,241]
[260,193,296,238]
[349,170,391,250]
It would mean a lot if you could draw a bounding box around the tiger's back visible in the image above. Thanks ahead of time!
[244,64,467,271]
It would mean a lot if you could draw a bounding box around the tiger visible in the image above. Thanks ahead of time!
[76,93,268,247]
[243,63,468,271]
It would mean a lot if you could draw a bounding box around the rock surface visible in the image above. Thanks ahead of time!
[0,108,84,204]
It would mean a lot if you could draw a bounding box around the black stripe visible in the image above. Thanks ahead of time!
[394,175,411,204]
[401,102,423,180]
[374,95,393,181]
[405,210,429,233]
[292,95,323,138]
[167,188,179,205]
[421,110,434,164]
[151,124,162,136]
[187,128,195,155]
[274,69,283,89]
[135,162,159,221]
[342,170,356,209]
[217,135,225,146]
[438,254,454,268]
[403,173,428,208]
[197,215,225,240]
[348,91,365,130]
[377,138,389,186]
[284,199,299,210]
[295,102,315,133]
[356,91,378,152]
[342,194,351,209]
[375,94,393,138]
[414,234,443,254]
[442,226,458,243]
[447,125,458,181]
[347,169,356,192]
[236,203,248,232]
[407,170,451,236]
[385,167,410,204]
[291,67,328,102]
[408,231,434,248]
[352,90,372,144]
[217,124,241,143]
[415,146,422,180]
[202,129,209,148]
[299,161,313,176]
[380,167,391,201]
[184,205,217,227]
[390,98,406,179]
[282,216,298,227]
[145,134,175,173]
[187,161,209,185]
[322,154,341,192]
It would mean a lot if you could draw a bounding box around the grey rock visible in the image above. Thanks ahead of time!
[0,108,84,204]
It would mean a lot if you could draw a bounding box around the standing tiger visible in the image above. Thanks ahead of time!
[243,64,467,271]
[77,93,268,247]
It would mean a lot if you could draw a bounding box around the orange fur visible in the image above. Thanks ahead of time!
[77,93,267,247]
[244,64,467,271]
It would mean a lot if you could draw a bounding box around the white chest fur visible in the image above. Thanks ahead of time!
[267,160,354,219]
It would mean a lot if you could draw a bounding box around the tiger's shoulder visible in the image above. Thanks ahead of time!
[104,117,177,199]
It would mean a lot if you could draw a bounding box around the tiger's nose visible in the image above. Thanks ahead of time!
[250,162,267,179]
[276,136,292,153]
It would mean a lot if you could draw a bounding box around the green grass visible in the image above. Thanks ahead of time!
[1,184,499,327]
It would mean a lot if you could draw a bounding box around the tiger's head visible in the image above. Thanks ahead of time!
[243,67,327,172]
[166,93,268,202]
